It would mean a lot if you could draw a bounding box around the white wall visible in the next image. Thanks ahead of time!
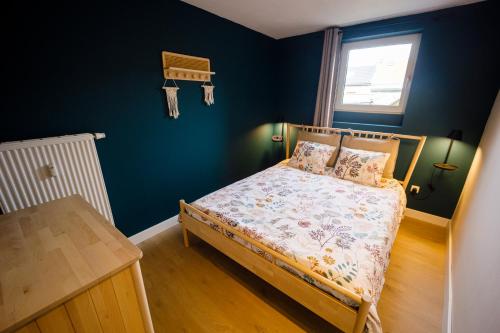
[449,90,500,333]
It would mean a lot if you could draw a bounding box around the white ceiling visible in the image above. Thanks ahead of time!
[182,0,481,39]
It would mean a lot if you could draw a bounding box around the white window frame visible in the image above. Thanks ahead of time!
[334,33,421,115]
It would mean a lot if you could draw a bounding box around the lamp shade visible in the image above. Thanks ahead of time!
[447,129,463,141]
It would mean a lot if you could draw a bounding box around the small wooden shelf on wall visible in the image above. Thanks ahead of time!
[162,51,215,82]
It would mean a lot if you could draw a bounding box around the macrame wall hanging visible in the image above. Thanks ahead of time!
[201,82,215,106]
[161,51,216,119]
[162,79,180,119]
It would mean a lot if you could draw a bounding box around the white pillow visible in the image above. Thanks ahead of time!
[332,147,390,187]
[288,140,335,175]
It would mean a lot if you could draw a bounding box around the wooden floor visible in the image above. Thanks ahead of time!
[139,217,446,333]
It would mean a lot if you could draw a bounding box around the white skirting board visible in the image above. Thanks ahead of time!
[404,208,450,227]
[129,215,179,245]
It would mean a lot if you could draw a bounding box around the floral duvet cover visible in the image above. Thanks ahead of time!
[190,161,406,333]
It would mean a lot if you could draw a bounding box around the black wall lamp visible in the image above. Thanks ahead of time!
[433,129,463,171]
[413,129,463,199]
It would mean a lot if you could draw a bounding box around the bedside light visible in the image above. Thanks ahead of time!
[272,135,283,142]
[433,129,463,171]
[413,129,463,199]
[272,120,284,142]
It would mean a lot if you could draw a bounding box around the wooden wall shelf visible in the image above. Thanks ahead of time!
[433,162,458,171]
[162,51,214,82]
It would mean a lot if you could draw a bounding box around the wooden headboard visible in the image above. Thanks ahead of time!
[285,123,427,190]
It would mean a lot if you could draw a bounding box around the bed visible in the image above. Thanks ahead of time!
[179,124,426,333]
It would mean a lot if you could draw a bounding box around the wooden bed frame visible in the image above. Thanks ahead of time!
[179,124,426,333]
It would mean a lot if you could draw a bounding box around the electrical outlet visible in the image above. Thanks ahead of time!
[410,185,420,194]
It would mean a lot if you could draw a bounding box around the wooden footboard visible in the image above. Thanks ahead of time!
[179,200,371,333]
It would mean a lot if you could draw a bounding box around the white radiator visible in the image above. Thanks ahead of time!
[0,133,114,224]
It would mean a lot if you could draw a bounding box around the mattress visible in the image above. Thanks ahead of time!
[190,161,406,332]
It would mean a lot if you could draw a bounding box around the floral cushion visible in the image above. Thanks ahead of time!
[288,140,335,175]
[333,147,390,187]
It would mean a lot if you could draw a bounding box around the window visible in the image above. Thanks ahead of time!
[335,34,421,114]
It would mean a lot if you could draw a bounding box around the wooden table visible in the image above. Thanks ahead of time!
[0,195,154,333]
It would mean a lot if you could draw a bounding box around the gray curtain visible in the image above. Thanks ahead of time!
[313,27,343,127]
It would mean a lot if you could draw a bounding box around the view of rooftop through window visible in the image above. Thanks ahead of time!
[342,43,412,106]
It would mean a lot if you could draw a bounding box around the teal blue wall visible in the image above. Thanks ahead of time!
[1,0,281,236]
[276,2,499,218]
[1,1,497,235]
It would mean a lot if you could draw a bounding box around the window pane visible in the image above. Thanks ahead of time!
[342,43,412,106]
